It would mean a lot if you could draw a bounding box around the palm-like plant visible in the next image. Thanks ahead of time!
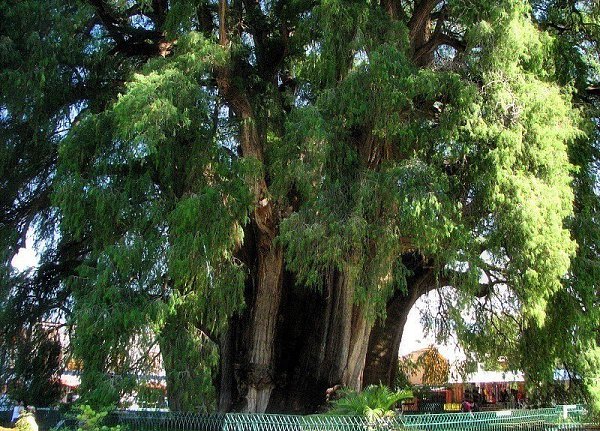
[328,385,413,419]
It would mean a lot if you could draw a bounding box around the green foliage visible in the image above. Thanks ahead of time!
[135,384,166,409]
[158,312,217,412]
[327,385,413,419]
[52,31,251,408]
[75,405,122,431]
[394,369,412,393]
[4,328,63,407]
[280,0,577,331]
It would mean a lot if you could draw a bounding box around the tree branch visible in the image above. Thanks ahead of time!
[219,0,228,45]
[87,0,171,58]
[408,0,442,62]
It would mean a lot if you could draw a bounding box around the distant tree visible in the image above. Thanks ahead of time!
[397,347,448,386]
[418,348,449,386]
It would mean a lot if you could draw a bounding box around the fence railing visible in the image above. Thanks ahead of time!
[0,405,594,431]
[109,405,593,431]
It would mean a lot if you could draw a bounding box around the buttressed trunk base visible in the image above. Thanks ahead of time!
[245,243,284,412]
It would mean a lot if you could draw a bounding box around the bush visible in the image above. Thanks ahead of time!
[327,385,413,420]
[74,405,122,431]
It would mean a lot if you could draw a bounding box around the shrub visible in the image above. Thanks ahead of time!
[327,384,413,420]
[75,405,122,431]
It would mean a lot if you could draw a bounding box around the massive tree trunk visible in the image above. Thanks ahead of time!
[319,266,372,390]
[264,260,440,413]
[265,266,374,413]
[245,241,284,412]
[216,0,286,412]
[267,272,328,412]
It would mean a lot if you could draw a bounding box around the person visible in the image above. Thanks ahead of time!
[461,399,473,413]
[11,401,24,424]
[14,406,38,431]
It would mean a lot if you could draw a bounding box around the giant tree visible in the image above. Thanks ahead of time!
[1,0,599,414]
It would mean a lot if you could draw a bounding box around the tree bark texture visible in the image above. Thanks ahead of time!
[263,267,373,413]
[244,242,284,413]
[319,266,373,390]
[248,261,437,413]
[217,326,236,412]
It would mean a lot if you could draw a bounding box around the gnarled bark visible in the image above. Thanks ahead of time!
[265,266,375,412]
[245,242,284,412]
[318,266,373,390]
[215,0,286,413]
